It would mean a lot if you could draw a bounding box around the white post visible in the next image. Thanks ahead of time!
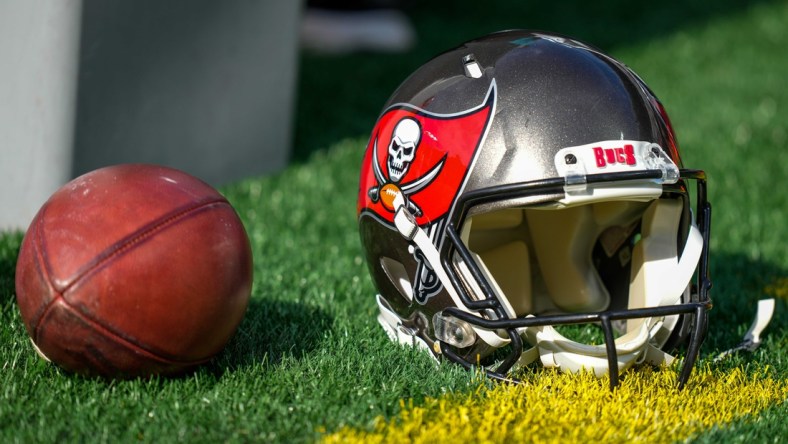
[0,0,83,231]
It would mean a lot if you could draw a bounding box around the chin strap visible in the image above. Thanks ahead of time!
[714,298,775,362]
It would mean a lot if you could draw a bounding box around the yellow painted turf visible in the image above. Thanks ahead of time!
[322,365,786,443]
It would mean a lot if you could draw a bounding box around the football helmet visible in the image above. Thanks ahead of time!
[357,30,712,389]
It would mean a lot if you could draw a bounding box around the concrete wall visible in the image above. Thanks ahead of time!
[1,0,302,230]
[0,0,82,231]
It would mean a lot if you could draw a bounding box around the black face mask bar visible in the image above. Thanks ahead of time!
[434,169,712,391]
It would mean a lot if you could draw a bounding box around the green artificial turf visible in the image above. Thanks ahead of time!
[2,1,786,442]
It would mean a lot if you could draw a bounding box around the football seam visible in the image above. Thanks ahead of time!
[33,197,232,363]
[28,218,60,342]
[36,295,212,367]
[42,196,229,294]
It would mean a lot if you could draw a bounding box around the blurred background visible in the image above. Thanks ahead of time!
[0,0,782,229]
[293,0,779,159]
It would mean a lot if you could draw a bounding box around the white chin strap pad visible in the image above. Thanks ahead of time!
[525,321,650,377]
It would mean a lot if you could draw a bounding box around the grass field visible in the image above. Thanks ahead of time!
[2,1,787,442]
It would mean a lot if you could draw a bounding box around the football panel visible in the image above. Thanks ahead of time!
[61,203,252,362]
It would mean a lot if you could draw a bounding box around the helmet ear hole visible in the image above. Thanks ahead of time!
[380,256,414,302]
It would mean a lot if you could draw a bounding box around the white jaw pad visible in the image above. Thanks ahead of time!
[525,201,702,376]
[525,199,703,376]
[627,199,704,340]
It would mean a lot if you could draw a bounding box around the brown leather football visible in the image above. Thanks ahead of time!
[15,164,253,378]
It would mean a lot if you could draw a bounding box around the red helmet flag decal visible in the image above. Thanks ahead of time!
[358,82,495,227]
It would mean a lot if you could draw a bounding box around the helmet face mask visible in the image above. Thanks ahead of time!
[357,30,712,389]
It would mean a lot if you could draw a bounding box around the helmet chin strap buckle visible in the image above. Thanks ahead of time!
[375,294,434,357]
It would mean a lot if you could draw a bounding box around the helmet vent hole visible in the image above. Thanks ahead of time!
[462,54,483,79]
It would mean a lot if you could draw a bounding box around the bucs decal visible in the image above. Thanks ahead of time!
[593,145,636,168]
[358,81,496,304]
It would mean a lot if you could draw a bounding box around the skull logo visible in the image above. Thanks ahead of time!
[387,118,421,182]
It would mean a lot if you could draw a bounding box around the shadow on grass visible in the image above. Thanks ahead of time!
[208,297,333,374]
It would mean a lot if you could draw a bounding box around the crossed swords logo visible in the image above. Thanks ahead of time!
[366,116,450,304]
[367,117,446,218]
